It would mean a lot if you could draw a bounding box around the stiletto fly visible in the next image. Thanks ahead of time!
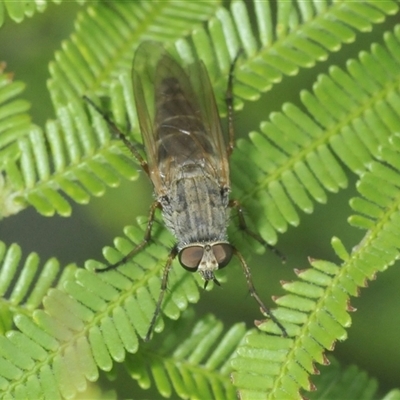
[84,41,286,341]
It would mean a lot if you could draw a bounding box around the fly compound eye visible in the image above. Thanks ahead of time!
[179,246,204,270]
[212,243,233,269]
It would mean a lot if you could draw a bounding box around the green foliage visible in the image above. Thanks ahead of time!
[0,0,86,26]
[124,311,243,399]
[231,169,400,398]
[1,0,400,399]
[308,357,378,400]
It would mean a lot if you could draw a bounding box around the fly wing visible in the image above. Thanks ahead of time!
[185,58,230,189]
[132,41,165,194]
[132,41,230,194]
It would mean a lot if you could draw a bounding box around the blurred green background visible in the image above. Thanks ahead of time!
[0,2,399,397]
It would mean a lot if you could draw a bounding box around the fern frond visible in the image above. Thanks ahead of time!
[231,133,400,398]
[0,66,37,217]
[217,0,398,106]
[0,0,86,26]
[0,233,242,399]
[172,0,400,113]
[0,64,31,201]
[230,25,400,245]
[48,1,220,106]
[124,312,245,399]
[308,357,378,400]
[0,216,201,397]
[1,2,219,217]
[231,259,345,399]
[0,241,77,329]
[348,132,400,264]
[2,98,139,217]
[48,0,399,109]
[0,63,30,150]
[231,253,387,399]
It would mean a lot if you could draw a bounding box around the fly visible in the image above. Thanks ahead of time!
[84,41,286,341]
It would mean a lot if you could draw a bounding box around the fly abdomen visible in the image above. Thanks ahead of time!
[162,172,229,248]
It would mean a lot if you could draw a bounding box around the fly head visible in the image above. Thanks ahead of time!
[178,242,233,287]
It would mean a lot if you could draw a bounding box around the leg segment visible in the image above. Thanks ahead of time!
[96,201,161,273]
[233,247,287,336]
[145,245,178,342]
[229,199,286,262]
[83,95,149,175]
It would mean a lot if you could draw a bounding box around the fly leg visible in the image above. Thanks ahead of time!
[229,199,286,262]
[233,248,287,336]
[83,96,157,272]
[96,200,161,272]
[145,245,178,342]
[83,96,150,176]
[225,50,243,157]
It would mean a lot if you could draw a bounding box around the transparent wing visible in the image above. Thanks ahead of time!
[132,41,164,193]
[132,41,230,195]
[186,58,230,188]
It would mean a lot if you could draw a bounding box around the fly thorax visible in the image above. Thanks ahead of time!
[180,162,205,176]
